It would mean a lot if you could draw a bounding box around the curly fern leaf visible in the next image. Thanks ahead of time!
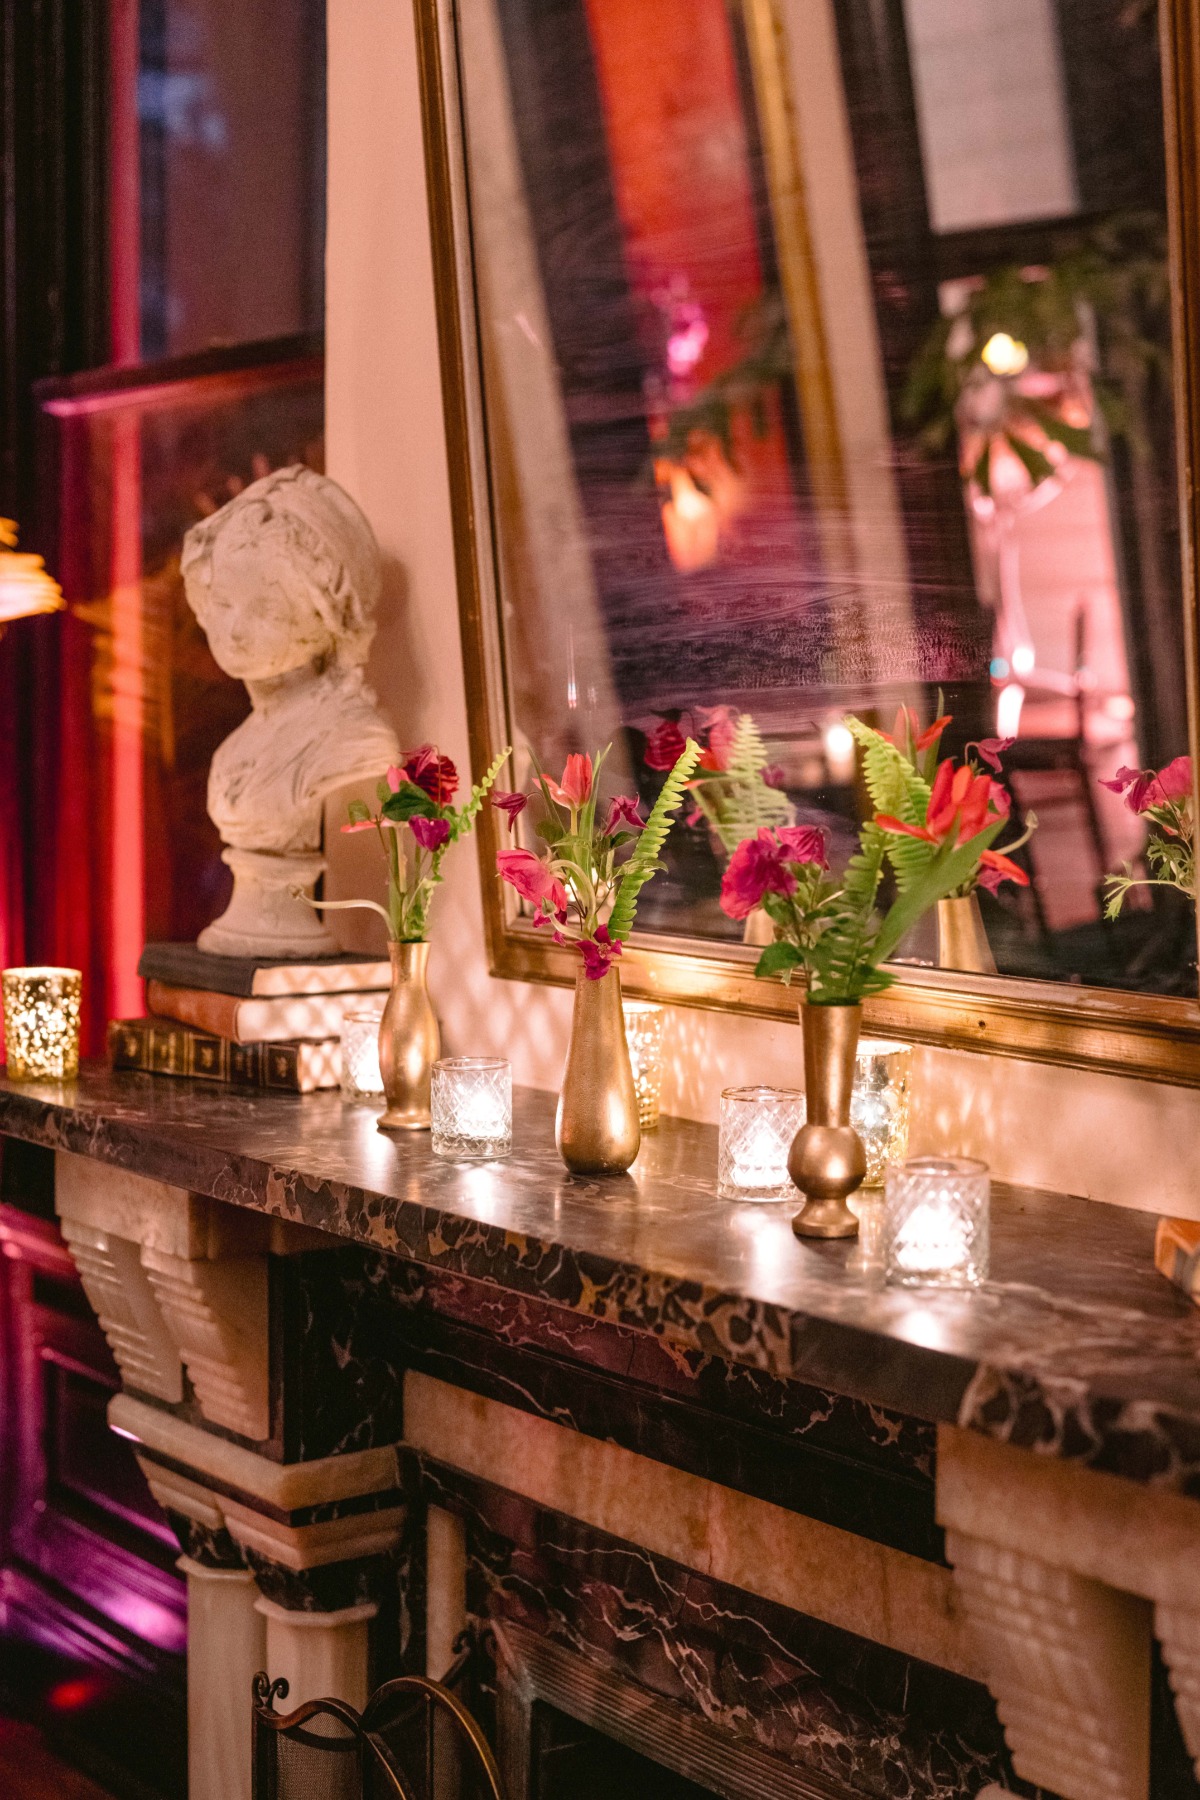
[450,747,511,843]
[608,738,701,942]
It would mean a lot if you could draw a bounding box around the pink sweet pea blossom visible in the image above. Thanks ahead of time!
[603,795,644,835]
[496,849,568,921]
[579,926,623,980]
[776,825,829,869]
[544,753,593,808]
[491,790,528,826]
[409,816,450,851]
[719,829,798,921]
[644,719,687,771]
[1148,755,1193,806]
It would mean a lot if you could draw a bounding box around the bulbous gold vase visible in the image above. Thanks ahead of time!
[789,999,866,1239]
[556,969,641,1175]
[378,940,440,1132]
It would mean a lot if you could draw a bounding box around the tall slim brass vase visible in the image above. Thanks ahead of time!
[937,893,997,975]
[556,970,641,1175]
[378,940,440,1132]
[789,1000,866,1239]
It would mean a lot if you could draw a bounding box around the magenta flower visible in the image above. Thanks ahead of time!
[496,848,568,921]
[578,926,622,980]
[409,816,450,852]
[604,795,644,835]
[398,744,459,805]
[644,718,687,771]
[719,829,798,921]
[544,753,593,808]
[762,765,787,790]
[971,736,1014,774]
[776,825,829,869]
[491,790,527,827]
[1100,760,1192,814]
[1149,755,1193,806]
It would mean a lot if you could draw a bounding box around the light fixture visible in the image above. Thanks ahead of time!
[882,1156,990,1287]
[2,966,82,1080]
[996,682,1025,740]
[980,332,1029,377]
[622,999,666,1131]
[718,1085,805,1202]
[0,520,64,630]
[431,1057,512,1159]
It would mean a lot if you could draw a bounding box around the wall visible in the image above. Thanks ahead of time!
[324,0,1200,1221]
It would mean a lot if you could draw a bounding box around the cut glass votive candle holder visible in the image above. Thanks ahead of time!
[851,1038,912,1188]
[622,999,666,1131]
[340,1007,385,1099]
[882,1156,990,1288]
[718,1085,805,1202]
[431,1057,512,1159]
[2,966,82,1080]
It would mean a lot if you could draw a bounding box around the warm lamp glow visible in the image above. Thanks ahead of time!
[0,520,64,626]
[980,332,1029,377]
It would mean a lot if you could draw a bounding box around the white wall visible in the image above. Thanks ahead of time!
[324,0,1200,1220]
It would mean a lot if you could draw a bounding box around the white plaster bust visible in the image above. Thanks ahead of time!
[182,465,400,957]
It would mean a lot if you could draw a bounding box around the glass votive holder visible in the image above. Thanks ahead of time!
[340,1007,385,1099]
[2,966,82,1080]
[718,1085,805,1202]
[851,1038,912,1188]
[622,999,666,1131]
[431,1057,512,1159]
[882,1156,990,1288]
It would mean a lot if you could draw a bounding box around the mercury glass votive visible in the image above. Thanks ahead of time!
[882,1156,990,1287]
[718,1085,806,1201]
[340,1007,385,1099]
[2,966,82,1080]
[851,1038,912,1188]
[431,1057,512,1159]
[622,999,666,1130]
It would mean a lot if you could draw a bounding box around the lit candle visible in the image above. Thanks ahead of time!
[851,1039,912,1188]
[718,1086,805,1202]
[431,1057,512,1160]
[2,967,82,1080]
[340,1008,385,1099]
[882,1157,989,1287]
[622,999,666,1131]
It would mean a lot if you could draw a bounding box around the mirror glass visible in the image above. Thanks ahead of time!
[455,0,1193,993]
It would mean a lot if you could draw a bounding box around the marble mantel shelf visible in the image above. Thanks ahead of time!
[2,1067,1198,1494]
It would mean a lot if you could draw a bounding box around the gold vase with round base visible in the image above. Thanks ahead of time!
[556,968,641,1176]
[789,998,866,1239]
[378,940,440,1132]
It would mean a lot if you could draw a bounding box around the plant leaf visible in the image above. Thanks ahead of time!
[607,738,701,942]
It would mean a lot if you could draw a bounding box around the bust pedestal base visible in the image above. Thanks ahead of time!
[198,847,338,958]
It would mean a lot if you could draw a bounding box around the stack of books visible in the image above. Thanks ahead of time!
[108,943,391,1093]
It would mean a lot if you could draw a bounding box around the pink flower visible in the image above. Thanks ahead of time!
[879,707,951,757]
[978,848,1029,890]
[644,719,687,772]
[1148,755,1193,806]
[491,790,527,826]
[544,753,593,808]
[698,705,737,773]
[398,744,459,805]
[776,825,829,869]
[578,926,622,980]
[496,848,568,921]
[719,829,798,921]
[971,736,1014,774]
[762,765,787,790]
[409,816,450,851]
[1101,765,1156,812]
[386,765,405,793]
[603,795,644,835]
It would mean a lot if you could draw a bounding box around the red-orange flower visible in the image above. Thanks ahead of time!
[544,753,593,808]
[878,707,951,758]
[876,759,996,849]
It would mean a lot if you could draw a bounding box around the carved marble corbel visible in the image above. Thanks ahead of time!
[55,1150,325,1441]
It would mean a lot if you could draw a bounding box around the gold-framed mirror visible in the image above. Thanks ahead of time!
[415,0,1200,1085]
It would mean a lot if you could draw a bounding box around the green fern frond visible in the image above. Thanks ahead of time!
[608,738,701,942]
[845,716,936,894]
[806,825,890,1002]
[450,747,510,842]
[699,713,792,852]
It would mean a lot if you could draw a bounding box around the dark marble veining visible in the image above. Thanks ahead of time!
[4,1069,1199,1492]
[420,1458,1036,1800]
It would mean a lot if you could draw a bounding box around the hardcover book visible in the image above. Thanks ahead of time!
[138,941,391,999]
[108,1018,341,1092]
[144,980,387,1045]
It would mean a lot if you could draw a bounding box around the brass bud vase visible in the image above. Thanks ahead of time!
[936,893,997,975]
[378,940,440,1132]
[789,999,866,1239]
[556,969,641,1175]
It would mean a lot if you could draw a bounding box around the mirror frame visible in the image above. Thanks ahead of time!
[413,0,1200,1087]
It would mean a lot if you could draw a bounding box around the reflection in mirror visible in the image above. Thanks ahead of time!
[456,0,1192,993]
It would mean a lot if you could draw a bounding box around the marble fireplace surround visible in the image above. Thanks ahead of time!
[4,1070,1200,1799]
